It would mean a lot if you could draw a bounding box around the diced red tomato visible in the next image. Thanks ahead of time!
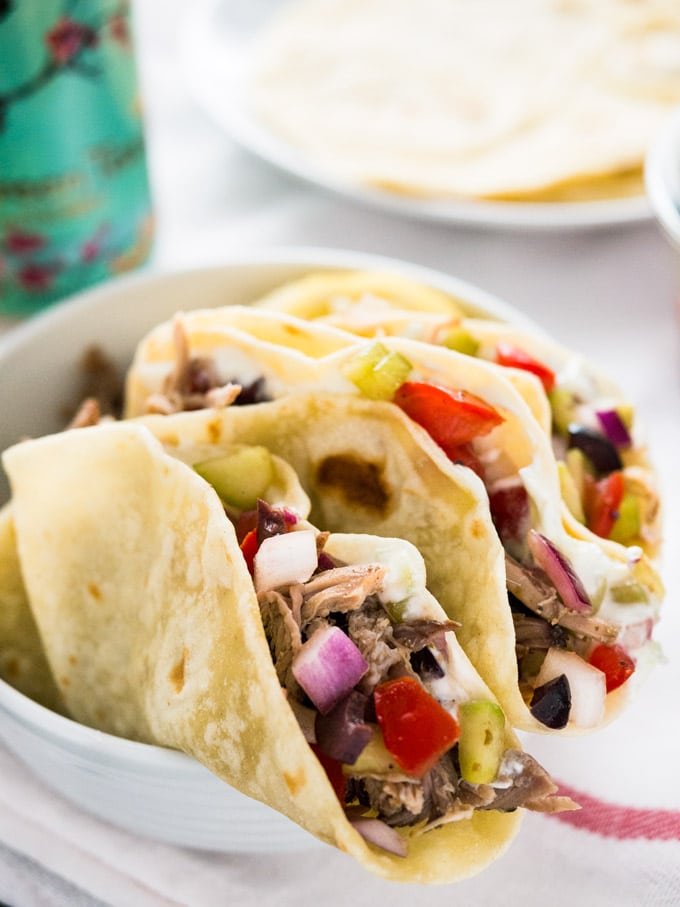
[393,381,503,460]
[239,528,259,576]
[495,343,556,393]
[445,442,486,479]
[234,508,258,544]
[585,470,625,539]
[373,677,460,778]
[310,743,346,802]
[588,644,635,693]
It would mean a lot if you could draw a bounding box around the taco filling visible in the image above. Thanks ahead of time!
[141,323,659,732]
[225,496,574,855]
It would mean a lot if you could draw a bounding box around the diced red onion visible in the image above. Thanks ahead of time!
[282,508,299,527]
[292,625,368,715]
[317,551,337,572]
[595,409,632,450]
[616,618,654,652]
[527,530,592,614]
[253,529,318,593]
[349,817,407,858]
[315,691,373,764]
[535,647,605,729]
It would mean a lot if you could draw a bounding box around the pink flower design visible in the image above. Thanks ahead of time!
[17,262,60,292]
[4,228,46,255]
[80,224,110,263]
[45,16,98,65]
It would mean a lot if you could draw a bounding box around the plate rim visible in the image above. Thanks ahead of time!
[179,0,653,233]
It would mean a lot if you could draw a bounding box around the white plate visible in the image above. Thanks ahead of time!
[180,0,651,233]
[646,107,680,253]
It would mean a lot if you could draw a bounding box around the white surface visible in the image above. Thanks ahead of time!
[0,0,679,902]
[181,0,652,232]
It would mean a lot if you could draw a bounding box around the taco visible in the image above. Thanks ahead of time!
[3,420,574,883]
[125,317,664,734]
[256,272,660,558]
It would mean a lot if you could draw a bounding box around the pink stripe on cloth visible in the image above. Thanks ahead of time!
[550,783,680,841]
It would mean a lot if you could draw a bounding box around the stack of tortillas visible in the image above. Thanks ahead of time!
[248,0,680,202]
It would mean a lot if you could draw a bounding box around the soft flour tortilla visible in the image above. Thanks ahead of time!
[0,506,65,713]
[126,314,663,732]
[0,438,309,720]
[248,0,680,201]
[3,420,523,883]
[251,270,467,318]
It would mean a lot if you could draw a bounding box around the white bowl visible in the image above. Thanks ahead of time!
[0,248,533,851]
[645,107,680,252]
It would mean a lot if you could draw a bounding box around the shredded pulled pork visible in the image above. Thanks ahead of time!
[507,553,619,645]
[255,516,576,840]
[474,750,577,814]
[259,590,303,698]
[297,565,386,625]
[67,397,101,429]
[143,316,243,414]
[351,756,461,828]
[257,562,386,696]
[350,749,577,829]
[348,602,416,693]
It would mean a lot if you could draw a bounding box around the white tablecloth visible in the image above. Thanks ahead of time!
[1,1,680,904]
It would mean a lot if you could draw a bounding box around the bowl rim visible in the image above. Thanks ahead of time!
[0,245,543,365]
[0,244,541,768]
[645,107,680,247]
[0,674,196,771]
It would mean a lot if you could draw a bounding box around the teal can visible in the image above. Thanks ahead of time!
[0,0,153,315]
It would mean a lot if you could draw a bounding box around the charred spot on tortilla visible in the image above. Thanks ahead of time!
[169,647,188,694]
[282,322,305,337]
[316,455,391,513]
[206,417,222,445]
[283,767,306,796]
[470,519,487,540]
[87,582,102,601]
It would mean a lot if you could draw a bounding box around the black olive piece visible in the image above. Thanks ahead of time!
[410,647,445,681]
[233,377,271,405]
[567,425,622,475]
[530,673,571,729]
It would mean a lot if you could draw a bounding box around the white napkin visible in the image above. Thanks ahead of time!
[1,720,680,907]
